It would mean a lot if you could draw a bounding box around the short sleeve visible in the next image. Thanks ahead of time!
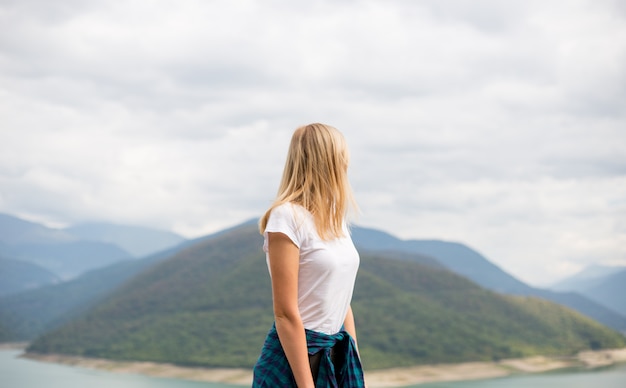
[263,203,302,252]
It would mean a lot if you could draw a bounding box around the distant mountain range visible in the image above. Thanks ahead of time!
[64,223,186,257]
[0,217,233,342]
[351,227,626,333]
[0,214,75,245]
[0,245,185,342]
[0,213,186,280]
[552,265,625,292]
[583,270,626,317]
[1,214,624,369]
[25,223,625,369]
[551,265,626,318]
[0,256,60,297]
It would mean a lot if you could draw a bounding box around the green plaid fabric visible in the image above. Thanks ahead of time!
[252,324,365,387]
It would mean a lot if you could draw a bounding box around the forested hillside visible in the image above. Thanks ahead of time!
[352,226,626,332]
[0,241,189,341]
[27,224,626,370]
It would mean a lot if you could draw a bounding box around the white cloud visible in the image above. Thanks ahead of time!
[0,0,625,285]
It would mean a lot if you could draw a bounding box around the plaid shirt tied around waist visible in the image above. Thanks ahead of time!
[252,324,365,387]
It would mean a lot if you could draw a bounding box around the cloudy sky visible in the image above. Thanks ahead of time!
[1,0,625,286]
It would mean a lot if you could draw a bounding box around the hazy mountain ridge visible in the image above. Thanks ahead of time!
[64,222,186,257]
[351,226,626,332]
[7,241,131,280]
[551,264,625,292]
[0,212,187,283]
[0,213,131,280]
[550,265,626,318]
[0,248,177,342]
[580,269,626,318]
[352,227,542,294]
[25,224,626,369]
[0,256,60,297]
[0,223,242,342]
[0,214,76,245]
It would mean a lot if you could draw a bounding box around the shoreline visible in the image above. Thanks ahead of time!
[0,342,29,350]
[14,347,626,387]
[365,348,626,387]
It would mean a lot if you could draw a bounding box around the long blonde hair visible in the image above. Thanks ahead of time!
[259,123,357,240]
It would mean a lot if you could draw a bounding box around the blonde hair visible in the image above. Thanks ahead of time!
[259,123,357,240]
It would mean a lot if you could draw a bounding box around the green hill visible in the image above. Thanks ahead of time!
[353,254,625,367]
[352,227,626,332]
[0,241,188,342]
[27,224,626,370]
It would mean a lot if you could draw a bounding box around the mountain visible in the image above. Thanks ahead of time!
[0,213,75,245]
[0,213,133,279]
[551,265,626,292]
[582,269,626,317]
[65,223,186,258]
[353,226,541,294]
[6,241,131,280]
[354,253,625,368]
[0,224,237,342]
[550,265,626,317]
[0,256,60,297]
[0,241,189,342]
[26,223,626,370]
[351,226,626,332]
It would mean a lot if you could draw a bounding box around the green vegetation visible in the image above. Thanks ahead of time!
[27,225,626,370]
[0,245,178,341]
[352,228,626,332]
[353,254,625,368]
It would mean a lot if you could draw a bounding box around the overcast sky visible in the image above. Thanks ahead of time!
[1,0,624,286]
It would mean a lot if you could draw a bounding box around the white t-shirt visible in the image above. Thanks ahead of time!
[263,202,360,335]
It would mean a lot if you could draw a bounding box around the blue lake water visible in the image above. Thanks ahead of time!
[407,363,626,388]
[0,349,239,388]
[2,349,626,388]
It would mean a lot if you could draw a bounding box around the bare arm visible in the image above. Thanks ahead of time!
[267,232,314,388]
[344,305,367,386]
[343,305,359,353]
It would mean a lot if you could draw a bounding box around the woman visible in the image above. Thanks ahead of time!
[252,123,365,387]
